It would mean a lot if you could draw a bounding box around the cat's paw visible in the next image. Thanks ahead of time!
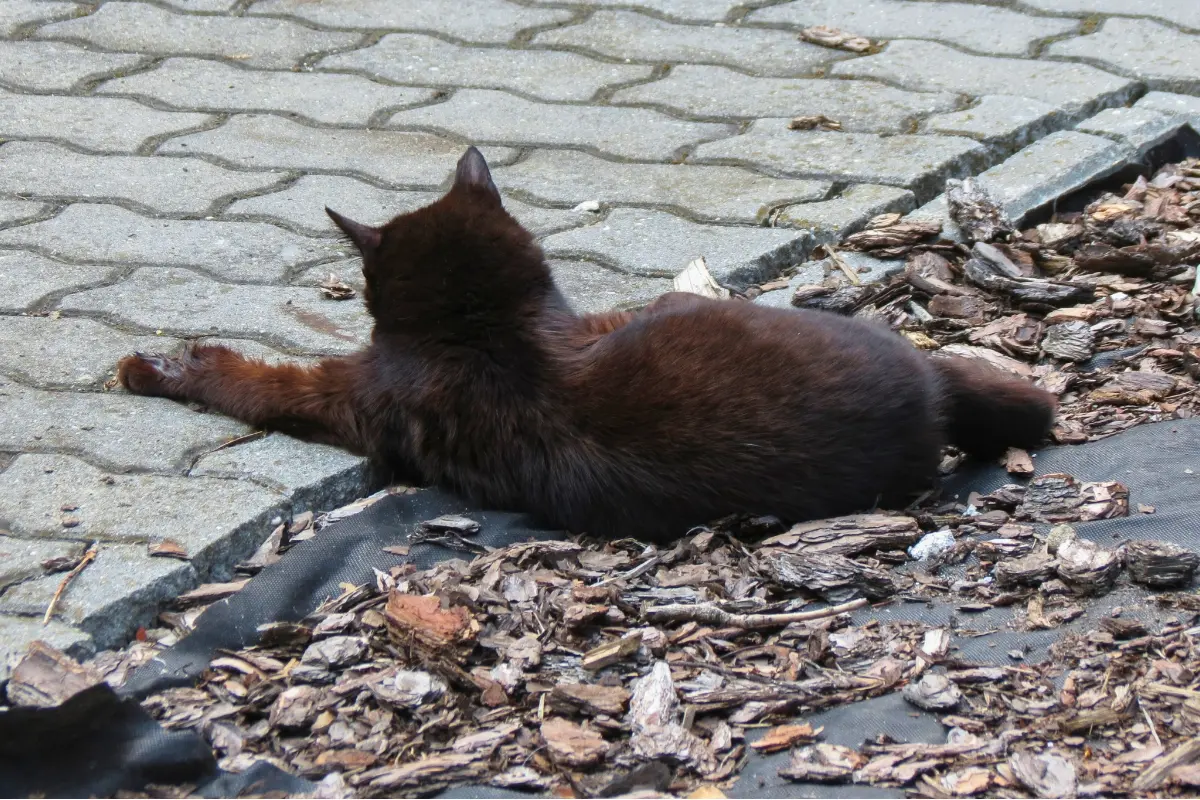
[117,352,189,398]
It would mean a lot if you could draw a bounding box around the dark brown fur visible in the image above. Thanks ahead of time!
[118,148,1056,541]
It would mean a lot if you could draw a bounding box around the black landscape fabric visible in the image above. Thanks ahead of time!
[4,419,1200,798]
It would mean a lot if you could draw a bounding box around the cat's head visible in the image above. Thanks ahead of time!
[326,147,555,337]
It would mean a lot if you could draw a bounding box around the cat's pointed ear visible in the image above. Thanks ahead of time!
[326,208,382,255]
[453,146,501,204]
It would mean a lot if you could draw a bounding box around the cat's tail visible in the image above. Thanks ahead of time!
[929,355,1056,460]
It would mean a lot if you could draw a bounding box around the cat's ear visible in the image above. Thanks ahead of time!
[326,208,382,255]
[453,146,501,205]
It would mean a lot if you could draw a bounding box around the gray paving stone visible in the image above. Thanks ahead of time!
[1136,91,1200,129]
[749,0,1077,56]
[771,183,916,240]
[0,40,143,92]
[1076,107,1186,150]
[0,88,214,153]
[0,378,251,473]
[909,131,1134,230]
[0,0,80,36]
[612,66,959,134]
[754,252,901,307]
[549,259,672,313]
[38,2,361,70]
[754,261,827,309]
[157,0,239,11]
[1048,18,1200,95]
[249,0,573,44]
[192,433,370,513]
[0,141,287,214]
[0,205,346,284]
[387,89,730,161]
[496,149,829,223]
[1017,0,1200,30]
[533,10,839,77]
[160,114,518,187]
[541,0,743,22]
[832,40,1139,115]
[0,535,85,592]
[0,198,50,226]
[0,316,174,389]
[60,267,374,355]
[0,541,197,649]
[923,95,1064,151]
[0,614,93,681]
[225,174,590,237]
[692,121,986,201]
[0,250,117,313]
[319,33,653,103]
[97,57,438,126]
[540,208,810,288]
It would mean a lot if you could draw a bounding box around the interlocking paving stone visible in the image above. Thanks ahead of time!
[832,40,1139,114]
[192,433,369,512]
[612,66,960,134]
[0,141,287,214]
[249,0,573,44]
[319,33,653,103]
[0,40,142,92]
[923,95,1063,151]
[97,58,438,126]
[0,250,117,313]
[771,183,916,239]
[533,10,839,77]
[0,615,93,680]
[0,0,80,36]
[0,88,214,153]
[1017,0,1200,30]
[496,149,830,223]
[0,198,50,225]
[1076,106,1186,150]
[541,208,810,288]
[224,174,590,237]
[0,452,283,587]
[0,535,85,592]
[539,0,743,22]
[160,114,519,187]
[59,267,374,355]
[0,379,250,473]
[0,205,346,284]
[388,89,730,161]
[159,0,239,10]
[38,2,362,69]
[549,259,673,312]
[1048,18,1200,94]
[909,130,1134,230]
[748,0,1077,57]
[1136,91,1200,129]
[0,316,173,389]
[0,540,198,649]
[692,121,987,201]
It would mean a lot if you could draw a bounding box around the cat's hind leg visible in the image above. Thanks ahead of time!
[118,343,369,451]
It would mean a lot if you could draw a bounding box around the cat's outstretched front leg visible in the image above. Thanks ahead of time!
[118,343,369,451]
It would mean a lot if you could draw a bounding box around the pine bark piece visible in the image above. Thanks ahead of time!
[758,513,920,556]
[905,251,972,296]
[541,716,609,767]
[550,682,632,717]
[674,257,730,300]
[628,661,702,764]
[799,25,872,53]
[1015,474,1129,523]
[793,284,874,314]
[1003,448,1035,476]
[947,177,1014,244]
[6,641,103,708]
[963,256,1090,305]
[994,551,1057,588]
[385,591,478,651]
[1126,540,1200,588]
[842,220,941,252]
[582,633,641,671]
[1041,321,1095,362]
[368,752,490,792]
[1133,737,1200,791]
[1073,242,1158,276]
[929,293,990,322]
[751,723,821,753]
[1090,371,1177,405]
[1008,750,1077,799]
[902,673,962,710]
[779,744,866,783]
[269,685,326,730]
[1055,538,1121,595]
[936,344,1034,377]
[756,550,905,601]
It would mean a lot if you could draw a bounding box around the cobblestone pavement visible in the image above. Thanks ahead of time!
[0,0,1198,670]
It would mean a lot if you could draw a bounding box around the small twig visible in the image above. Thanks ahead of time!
[826,245,862,286]
[199,429,267,458]
[595,555,661,586]
[44,541,98,624]
[1140,697,1163,749]
[645,597,867,629]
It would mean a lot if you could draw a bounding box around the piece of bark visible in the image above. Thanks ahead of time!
[582,633,641,671]
[793,284,873,314]
[779,744,866,783]
[1126,540,1200,588]
[269,685,326,730]
[674,257,730,300]
[628,661,701,764]
[968,314,1043,359]
[385,591,477,651]
[421,514,481,534]
[1090,371,1177,405]
[994,551,1057,588]
[563,602,609,628]
[6,641,103,708]
[799,25,872,52]
[976,538,1033,560]
[903,673,962,710]
[963,256,1089,305]
[147,539,189,560]
[1133,737,1200,791]
[929,293,990,322]
[936,344,1034,377]
[788,115,842,132]
[367,668,447,709]
[1008,749,1077,799]
[1055,538,1120,595]
[756,550,905,602]
[1015,474,1128,523]
[1037,222,1084,252]
[1074,242,1159,276]
[173,579,249,607]
[645,598,866,630]
[759,513,920,556]
[550,682,632,717]
[972,242,1024,279]
[541,716,609,767]
[947,177,1014,243]
[1100,616,1148,639]
[1003,448,1035,476]
[751,723,820,753]
[842,220,941,252]
[1041,321,1095,362]
[369,752,490,792]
